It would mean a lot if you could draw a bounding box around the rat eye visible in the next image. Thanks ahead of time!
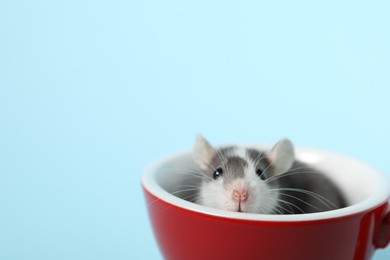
[213,167,223,180]
[256,169,266,180]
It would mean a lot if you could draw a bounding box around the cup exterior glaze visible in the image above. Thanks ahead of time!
[144,189,388,260]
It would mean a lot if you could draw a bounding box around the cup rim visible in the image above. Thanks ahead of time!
[142,146,390,222]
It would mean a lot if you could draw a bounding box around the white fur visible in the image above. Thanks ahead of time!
[231,146,247,159]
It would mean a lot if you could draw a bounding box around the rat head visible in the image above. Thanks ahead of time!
[193,135,295,214]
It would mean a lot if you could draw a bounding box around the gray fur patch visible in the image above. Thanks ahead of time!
[223,156,247,181]
[202,146,248,183]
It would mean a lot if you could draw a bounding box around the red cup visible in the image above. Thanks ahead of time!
[142,146,390,260]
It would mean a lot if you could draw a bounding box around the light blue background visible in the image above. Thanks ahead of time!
[1,0,389,259]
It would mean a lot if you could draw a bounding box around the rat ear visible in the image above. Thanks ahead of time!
[268,138,295,175]
[193,134,217,170]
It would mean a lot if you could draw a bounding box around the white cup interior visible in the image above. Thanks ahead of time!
[142,145,390,221]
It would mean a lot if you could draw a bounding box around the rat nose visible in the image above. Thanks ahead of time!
[232,188,248,202]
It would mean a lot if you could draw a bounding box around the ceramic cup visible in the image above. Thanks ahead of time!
[142,146,390,260]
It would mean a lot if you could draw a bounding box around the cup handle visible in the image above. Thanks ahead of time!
[374,205,390,248]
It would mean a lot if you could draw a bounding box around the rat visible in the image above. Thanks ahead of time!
[192,135,347,214]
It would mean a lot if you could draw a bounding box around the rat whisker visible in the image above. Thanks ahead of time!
[275,165,314,175]
[177,173,210,181]
[277,192,323,211]
[180,193,199,202]
[277,198,305,214]
[163,168,213,181]
[171,188,199,195]
[269,188,337,210]
[274,203,294,214]
[265,169,320,184]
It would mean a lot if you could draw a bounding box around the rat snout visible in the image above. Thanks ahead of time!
[232,187,248,202]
